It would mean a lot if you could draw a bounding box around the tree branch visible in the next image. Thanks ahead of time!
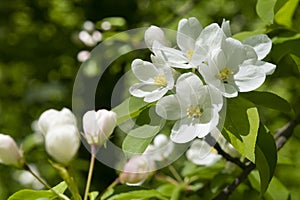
[213,114,300,200]
[205,135,247,169]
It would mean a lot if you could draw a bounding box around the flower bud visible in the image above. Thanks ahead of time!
[45,125,80,165]
[38,108,77,135]
[0,134,23,167]
[144,25,167,49]
[82,109,117,147]
[119,156,154,186]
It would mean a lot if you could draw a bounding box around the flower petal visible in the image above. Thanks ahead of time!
[234,65,266,92]
[131,59,159,83]
[171,118,199,143]
[255,61,276,75]
[145,26,167,49]
[144,87,168,102]
[221,19,231,37]
[177,17,202,52]
[156,95,182,120]
[243,34,272,60]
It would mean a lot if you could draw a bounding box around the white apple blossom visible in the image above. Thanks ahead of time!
[144,134,174,161]
[199,37,275,97]
[186,139,221,166]
[82,109,117,147]
[129,58,174,102]
[45,125,80,165]
[38,108,77,135]
[155,73,223,143]
[147,18,228,69]
[119,155,155,186]
[0,134,24,167]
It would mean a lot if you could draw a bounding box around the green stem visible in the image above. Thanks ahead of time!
[99,178,120,198]
[84,146,97,200]
[168,165,183,182]
[24,165,70,200]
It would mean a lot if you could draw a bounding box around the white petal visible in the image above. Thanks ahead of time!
[255,61,276,75]
[234,65,266,92]
[129,83,161,97]
[221,19,231,37]
[243,34,272,60]
[223,84,238,98]
[45,125,80,164]
[83,111,99,143]
[131,59,159,83]
[144,87,168,102]
[171,118,199,143]
[197,23,225,50]
[145,26,167,49]
[177,17,202,52]
[0,134,22,166]
[156,95,182,120]
[96,109,117,139]
[176,72,203,100]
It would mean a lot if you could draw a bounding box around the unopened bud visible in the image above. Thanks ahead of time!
[45,125,80,165]
[0,134,24,167]
[82,109,117,147]
[119,156,154,186]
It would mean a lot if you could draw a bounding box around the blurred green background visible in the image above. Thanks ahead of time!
[0,0,299,199]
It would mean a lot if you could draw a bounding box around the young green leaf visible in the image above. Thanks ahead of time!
[122,124,160,158]
[255,124,277,194]
[112,96,152,125]
[8,181,67,200]
[106,190,168,200]
[275,0,299,28]
[222,97,260,162]
[256,0,277,24]
[240,91,292,113]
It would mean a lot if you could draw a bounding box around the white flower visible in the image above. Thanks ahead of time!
[38,108,77,135]
[0,134,23,167]
[144,25,167,49]
[156,73,223,143]
[129,58,174,102]
[144,134,174,161]
[45,125,80,165]
[82,109,117,147]
[199,37,275,98]
[148,18,226,69]
[119,155,154,186]
[186,139,221,166]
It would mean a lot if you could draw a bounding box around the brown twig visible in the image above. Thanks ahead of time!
[213,114,300,200]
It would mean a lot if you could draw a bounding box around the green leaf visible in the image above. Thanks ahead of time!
[275,0,299,28]
[233,29,266,41]
[249,171,290,199]
[106,190,168,200]
[240,91,292,113]
[89,191,99,200]
[171,183,186,200]
[256,0,277,23]
[255,124,277,194]
[157,184,176,197]
[122,124,160,158]
[112,96,152,125]
[222,97,260,162]
[290,54,300,72]
[8,181,67,200]
[224,96,258,136]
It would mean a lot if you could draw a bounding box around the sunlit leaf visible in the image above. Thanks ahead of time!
[256,0,277,23]
[275,0,299,28]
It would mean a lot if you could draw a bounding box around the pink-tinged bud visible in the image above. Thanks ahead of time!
[0,134,23,167]
[38,108,77,135]
[119,156,154,186]
[45,125,80,165]
[82,109,117,147]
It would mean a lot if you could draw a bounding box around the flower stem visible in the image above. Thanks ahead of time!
[24,164,70,200]
[168,165,183,182]
[100,178,120,198]
[84,146,97,200]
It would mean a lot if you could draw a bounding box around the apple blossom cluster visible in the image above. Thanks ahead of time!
[129,17,276,144]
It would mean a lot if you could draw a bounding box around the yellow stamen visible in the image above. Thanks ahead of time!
[154,74,167,86]
[187,105,203,118]
[210,147,218,154]
[218,67,233,81]
[187,49,194,60]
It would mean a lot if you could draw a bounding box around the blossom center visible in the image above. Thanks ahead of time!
[187,105,203,118]
[187,49,194,60]
[154,74,167,86]
[210,147,218,153]
[218,67,233,81]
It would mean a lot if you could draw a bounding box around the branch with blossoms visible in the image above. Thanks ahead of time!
[0,15,297,200]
